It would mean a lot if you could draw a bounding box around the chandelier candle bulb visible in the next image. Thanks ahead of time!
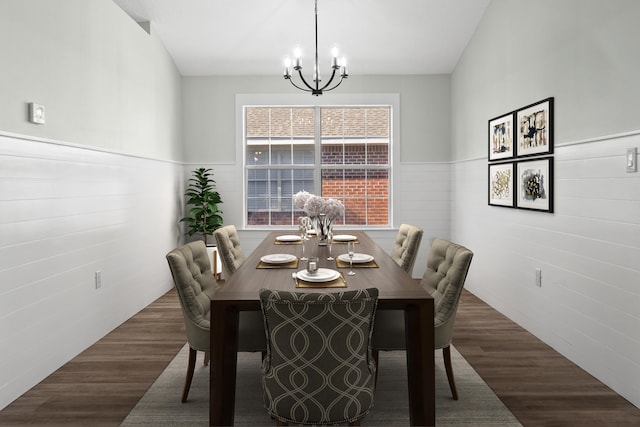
[284,58,292,77]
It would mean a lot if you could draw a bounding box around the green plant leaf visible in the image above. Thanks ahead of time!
[180,168,224,240]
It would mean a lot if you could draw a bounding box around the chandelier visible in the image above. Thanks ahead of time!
[283,0,348,96]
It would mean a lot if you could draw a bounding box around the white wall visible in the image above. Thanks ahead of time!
[0,0,183,409]
[451,0,640,407]
[0,0,183,161]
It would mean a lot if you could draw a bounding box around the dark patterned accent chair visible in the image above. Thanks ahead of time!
[372,238,473,400]
[166,240,265,403]
[390,223,424,275]
[213,224,245,279]
[259,288,379,426]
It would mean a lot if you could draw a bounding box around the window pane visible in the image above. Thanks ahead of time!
[292,108,314,136]
[271,144,292,165]
[344,198,367,225]
[246,168,315,226]
[269,108,292,137]
[345,144,366,165]
[247,144,269,165]
[321,143,342,165]
[292,142,315,165]
[366,108,390,137]
[321,107,390,166]
[367,169,389,225]
[367,143,389,165]
[246,108,269,137]
[321,108,343,137]
[293,169,314,193]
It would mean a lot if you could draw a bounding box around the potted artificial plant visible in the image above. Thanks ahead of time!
[180,167,223,246]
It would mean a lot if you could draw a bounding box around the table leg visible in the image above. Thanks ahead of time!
[210,302,239,426]
[405,300,435,426]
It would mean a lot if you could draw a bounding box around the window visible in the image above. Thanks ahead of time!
[245,105,391,227]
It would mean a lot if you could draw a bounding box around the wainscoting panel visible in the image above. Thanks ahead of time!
[451,132,640,408]
[0,133,182,410]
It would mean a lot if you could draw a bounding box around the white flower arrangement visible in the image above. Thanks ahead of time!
[293,191,345,220]
[294,190,312,210]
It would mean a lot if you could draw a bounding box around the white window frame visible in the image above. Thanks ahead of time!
[236,93,400,230]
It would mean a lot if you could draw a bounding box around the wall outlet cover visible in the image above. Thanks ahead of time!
[29,103,45,124]
[627,147,637,173]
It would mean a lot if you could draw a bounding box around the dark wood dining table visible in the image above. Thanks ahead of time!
[209,230,435,426]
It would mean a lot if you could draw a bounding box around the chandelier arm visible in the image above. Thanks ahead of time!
[295,68,316,92]
[287,76,313,93]
[318,68,339,91]
[322,75,345,93]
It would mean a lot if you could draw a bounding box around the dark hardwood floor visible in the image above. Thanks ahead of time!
[453,291,640,426]
[1,288,639,426]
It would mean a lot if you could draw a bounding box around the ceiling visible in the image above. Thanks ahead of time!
[112,0,491,77]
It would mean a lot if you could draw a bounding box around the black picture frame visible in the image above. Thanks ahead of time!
[488,112,515,161]
[516,97,554,158]
[488,162,515,207]
[515,157,553,212]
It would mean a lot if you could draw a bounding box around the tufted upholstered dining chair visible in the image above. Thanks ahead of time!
[259,288,379,426]
[390,224,424,276]
[166,240,265,402]
[372,238,473,400]
[213,224,245,279]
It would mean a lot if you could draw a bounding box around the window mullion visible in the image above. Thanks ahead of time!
[314,106,322,195]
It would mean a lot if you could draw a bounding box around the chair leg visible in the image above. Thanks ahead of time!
[442,346,458,400]
[371,350,379,387]
[182,347,197,403]
[204,351,210,366]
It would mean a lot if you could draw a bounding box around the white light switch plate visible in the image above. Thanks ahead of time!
[627,147,637,173]
[29,102,46,124]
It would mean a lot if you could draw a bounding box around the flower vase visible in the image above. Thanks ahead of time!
[315,213,333,246]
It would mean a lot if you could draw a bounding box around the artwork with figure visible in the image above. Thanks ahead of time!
[519,110,547,148]
[517,98,553,157]
[488,113,514,160]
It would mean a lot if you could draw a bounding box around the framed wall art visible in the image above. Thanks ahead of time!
[488,112,515,161]
[488,162,514,207]
[516,157,553,212]
[516,97,554,157]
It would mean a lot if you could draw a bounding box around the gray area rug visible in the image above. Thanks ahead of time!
[121,344,521,426]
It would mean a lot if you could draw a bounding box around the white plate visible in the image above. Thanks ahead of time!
[332,234,357,242]
[276,235,302,242]
[261,254,297,264]
[296,268,340,283]
[338,253,374,264]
